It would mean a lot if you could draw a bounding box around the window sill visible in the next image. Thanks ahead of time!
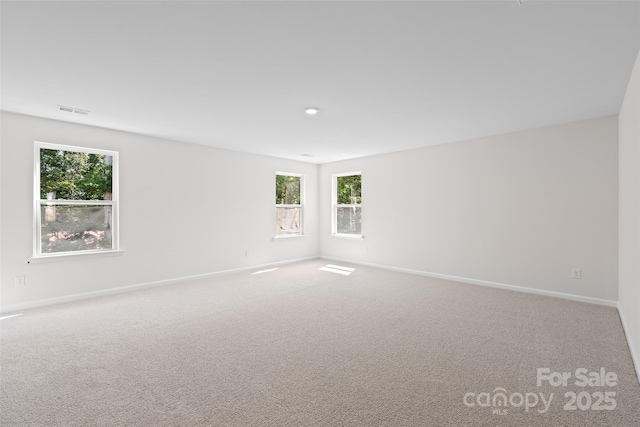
[273,234,307,240]
[27,249,125,264]
[331,234,364,240]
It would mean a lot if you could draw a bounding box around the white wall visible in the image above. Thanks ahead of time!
[320,116,619,302]
[0,111,624,311]
[0,112,318,311]
[619,50,640,374]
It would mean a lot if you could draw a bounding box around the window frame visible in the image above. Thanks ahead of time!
[275,171,304,238]
[332,171,362,238]
[33,141,120,258]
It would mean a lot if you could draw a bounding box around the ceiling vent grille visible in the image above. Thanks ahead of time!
[58,105,90,115]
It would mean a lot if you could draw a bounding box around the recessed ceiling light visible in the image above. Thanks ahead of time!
[305,107,319,115]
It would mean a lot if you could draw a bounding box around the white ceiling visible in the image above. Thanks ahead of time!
[2,1,639,164]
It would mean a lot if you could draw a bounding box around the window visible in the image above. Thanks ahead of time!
[332,172,362,236]
[275,172,303,236]
[34,142,119,256]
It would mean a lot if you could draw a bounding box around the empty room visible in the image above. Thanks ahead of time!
[1,1,639,426]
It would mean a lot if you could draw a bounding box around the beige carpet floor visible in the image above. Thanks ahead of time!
[1,259,639,426]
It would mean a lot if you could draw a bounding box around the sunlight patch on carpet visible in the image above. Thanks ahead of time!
[0,313,23,321]
[251,268,279,275]
[320,264,355,276]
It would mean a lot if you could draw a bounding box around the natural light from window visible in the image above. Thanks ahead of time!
[275,172,303,237]
[332,172,362,237]
[34,142,119,257]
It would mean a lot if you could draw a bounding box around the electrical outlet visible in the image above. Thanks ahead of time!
[571,268,581,279]
[14,276,25,287]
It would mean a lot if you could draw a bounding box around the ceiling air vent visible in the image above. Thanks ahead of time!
[58,105,90,115]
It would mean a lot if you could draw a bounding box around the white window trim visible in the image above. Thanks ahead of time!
[33,141,120,259]
[275,171,305,238]
[332,171,362,238]
[27,249,125,264]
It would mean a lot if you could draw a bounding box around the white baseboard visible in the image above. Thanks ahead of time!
[617,302,640,385]
[320,256,618,307]
[0,256,317,314]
